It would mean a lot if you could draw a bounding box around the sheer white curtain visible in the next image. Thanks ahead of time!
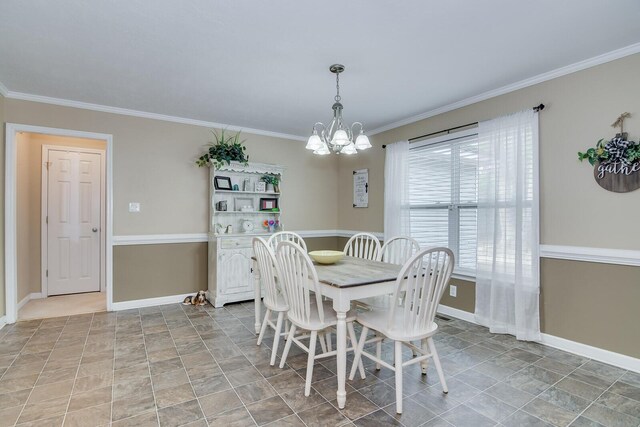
[384,141,411,242]
[475,110,540,341]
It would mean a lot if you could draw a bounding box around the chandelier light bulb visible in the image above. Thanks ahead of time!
[354,133,372,150]
[331,129,350,146]
[340,143,357,155]
[305,133,322,150]
[313,142,330,155]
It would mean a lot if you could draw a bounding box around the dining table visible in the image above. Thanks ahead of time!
[253,255,403,409]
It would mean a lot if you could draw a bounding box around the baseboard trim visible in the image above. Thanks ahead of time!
[436,304,640,373]
[540,333,640,373]
[111,293,195,311]
[437,304,476,323]
[0,316,6,330]
[17,293,44,311]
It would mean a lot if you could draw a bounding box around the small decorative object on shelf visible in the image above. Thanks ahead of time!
[578,113,640,193]
[261,175,280,193]
[215,200,227,211]
[260,197,278,211]
[214,176,232,190]
[233,184,240,191]
[196,129,249,168]
[255,181,266,192]
[263,219,280,233]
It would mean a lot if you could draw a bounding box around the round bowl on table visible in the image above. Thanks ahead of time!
[308,250,345,265]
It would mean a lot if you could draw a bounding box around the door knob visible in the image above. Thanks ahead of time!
[92,227,98,232]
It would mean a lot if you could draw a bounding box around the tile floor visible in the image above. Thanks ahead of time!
[0,301,638,427]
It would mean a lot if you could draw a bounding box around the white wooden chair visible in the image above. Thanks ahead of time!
[378,236,420,265]
[253,237,290,366]
[361,236,421,360]
[268,231,307,252]
[349,247,454,414]
[343,232,381,261]
[276,241,365,396]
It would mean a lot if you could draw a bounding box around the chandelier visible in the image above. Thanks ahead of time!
[305,64,371,155]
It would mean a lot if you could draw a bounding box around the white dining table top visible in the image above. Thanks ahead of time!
[313,256,402,288]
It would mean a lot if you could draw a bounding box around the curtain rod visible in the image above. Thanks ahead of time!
[381,103,544,148]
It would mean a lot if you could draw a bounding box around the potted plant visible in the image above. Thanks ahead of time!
[196,129,249,168]
[261,175,280,193]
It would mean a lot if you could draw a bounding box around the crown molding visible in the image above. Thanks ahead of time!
[369,42,640,136]
[3,42,640,141]
[4,91,306,142]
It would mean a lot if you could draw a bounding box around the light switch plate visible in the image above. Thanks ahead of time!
[129,202,141,213]
[449,285,457,297]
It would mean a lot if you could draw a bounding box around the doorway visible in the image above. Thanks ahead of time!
[5,124,113,323]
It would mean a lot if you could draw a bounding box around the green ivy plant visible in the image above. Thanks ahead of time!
[578,139,609,166]
[196,129,249,168]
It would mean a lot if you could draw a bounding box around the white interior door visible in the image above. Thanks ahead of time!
[46,149,102,296]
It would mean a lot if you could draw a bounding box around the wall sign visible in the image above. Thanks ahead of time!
[578,113,640,193]
[353,169,369,208]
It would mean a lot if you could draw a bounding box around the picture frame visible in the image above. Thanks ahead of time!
[235,197,254,212]
[214,176,232,190]
[259,198,279,211]
[255,181,266,192]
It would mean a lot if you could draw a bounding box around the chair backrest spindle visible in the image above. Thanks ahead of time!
[388,247,454,335]
[268,231,307,252]
[378,236,420,265]
[344,232,381,261]
[252,237,285,310]
[276,241,324,326]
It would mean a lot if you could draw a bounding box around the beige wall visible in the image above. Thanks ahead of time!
[541,259,640,358]
[338,53,640,250]
[5,99,339,235]
[0,94,5,317]
[113,243,207,302]
[336,53,640,358]
[3,100,339,310]
[16,133,107,301]
[112,237,340,302]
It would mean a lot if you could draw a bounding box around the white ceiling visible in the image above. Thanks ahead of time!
[1,0,640,138]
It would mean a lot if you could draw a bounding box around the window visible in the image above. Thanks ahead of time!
[408,131,478,275]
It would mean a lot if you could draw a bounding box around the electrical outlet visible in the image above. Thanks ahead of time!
[128,202,141,213]
[449,285,457,297]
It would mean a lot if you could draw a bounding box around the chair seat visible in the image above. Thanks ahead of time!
[356,308,438,341]
[264,293,288,312]
[288,300,357,331]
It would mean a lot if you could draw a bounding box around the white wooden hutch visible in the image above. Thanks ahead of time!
[207,161,284,307]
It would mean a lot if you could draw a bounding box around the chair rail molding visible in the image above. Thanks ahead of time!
[539,244,640,267]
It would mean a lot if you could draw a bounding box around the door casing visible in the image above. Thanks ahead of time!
[41,145,106,297]
[4,123,113,324]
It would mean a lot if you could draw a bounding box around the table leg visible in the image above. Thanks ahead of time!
[253,259,261,335]
[333,297,350,409]
[336,311,347,408]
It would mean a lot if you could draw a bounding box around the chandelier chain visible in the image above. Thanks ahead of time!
[335,72,341,102]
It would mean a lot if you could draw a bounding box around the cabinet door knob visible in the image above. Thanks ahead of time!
[92,227,98,232]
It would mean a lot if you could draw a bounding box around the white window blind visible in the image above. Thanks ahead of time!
[408,133,478,275]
